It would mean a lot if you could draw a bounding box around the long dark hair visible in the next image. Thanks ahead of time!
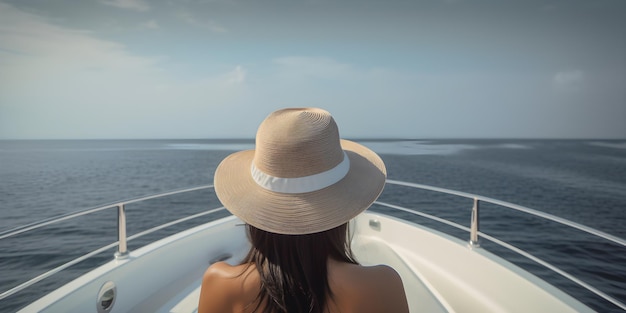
[240,223,358,313]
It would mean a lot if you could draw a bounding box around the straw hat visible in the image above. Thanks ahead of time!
[214,108,386,235]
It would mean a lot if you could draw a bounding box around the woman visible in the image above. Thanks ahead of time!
[199,108,409,313]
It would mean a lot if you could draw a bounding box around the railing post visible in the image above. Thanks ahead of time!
[470,198,480,247]
[114,203,129,259]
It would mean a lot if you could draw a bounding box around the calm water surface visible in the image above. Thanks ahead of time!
[1,139,625,312]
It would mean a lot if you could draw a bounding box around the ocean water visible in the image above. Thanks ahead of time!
[0,139,625,312]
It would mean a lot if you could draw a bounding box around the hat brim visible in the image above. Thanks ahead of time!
[213,139,386,234]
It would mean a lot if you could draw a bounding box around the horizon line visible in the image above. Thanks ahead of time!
[1,137,625,141]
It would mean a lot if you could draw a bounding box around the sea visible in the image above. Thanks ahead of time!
[0,139,625,312]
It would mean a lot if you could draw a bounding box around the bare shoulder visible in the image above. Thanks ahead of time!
[329,261,409,313]
[334,261,403,288]
[203,261,245,279]
[198,262,258,313]
[361,263,402,280]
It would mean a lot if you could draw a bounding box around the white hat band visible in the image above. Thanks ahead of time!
[250,152,350,194]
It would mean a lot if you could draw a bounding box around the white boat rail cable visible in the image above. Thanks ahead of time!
[384,179,626,310]
[1,180,624,310]
[0,185,215,241]
[0,206,226,301]
[0,185,219,301]
[385,179,626,248]
[374,200,626,311]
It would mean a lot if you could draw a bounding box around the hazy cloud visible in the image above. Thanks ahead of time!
[0,3,159,73]
[140,19,159,29]
[100,0,150,11]
[553,69,584,90]
[273,56,359,80]
[1,0,624,139]
[177,11,227,33]
[227,65,246,84]
[0,3,249,139]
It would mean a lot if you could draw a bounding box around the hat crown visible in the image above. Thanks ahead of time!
[214,107,386,234]
[254,108,344,178]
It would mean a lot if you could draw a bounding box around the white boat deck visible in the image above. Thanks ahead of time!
[22,211,596,312]
[137,216,452,313]
[352,213,594,313]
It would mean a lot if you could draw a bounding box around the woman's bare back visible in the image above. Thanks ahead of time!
[198,258,409,313]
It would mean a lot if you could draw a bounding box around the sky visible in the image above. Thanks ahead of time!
[0,0,624,139]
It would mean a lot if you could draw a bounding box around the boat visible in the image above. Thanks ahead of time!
[1,179,624,312]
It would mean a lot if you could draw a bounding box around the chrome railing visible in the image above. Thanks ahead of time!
[0,185,220,301]
[384,180,626,248]
[380,179,626,311]
[1,180,624,311]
